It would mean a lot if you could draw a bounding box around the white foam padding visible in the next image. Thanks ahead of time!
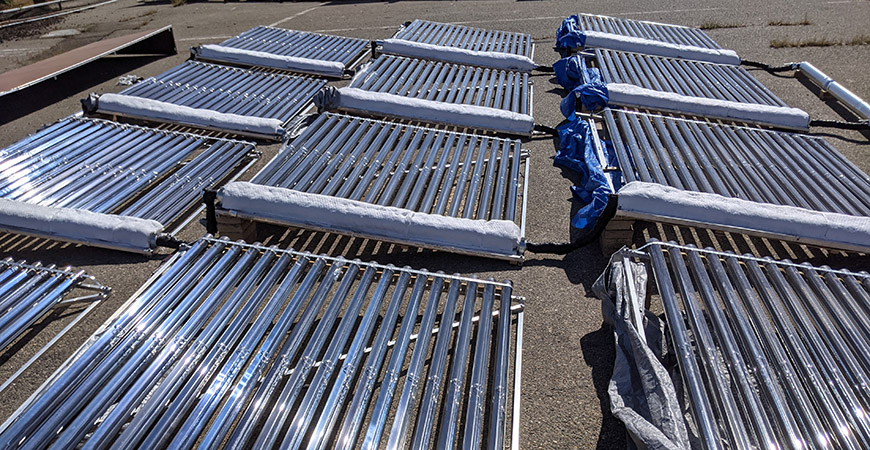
[0,198,163,252]
[379,38,538,72]
[219,182,523,256]
[193,44,346,78]
[617,182,870,252]
[95,93,285,138]
[318,87,535,136]
[582,30,741,65]
[606,83,811,130]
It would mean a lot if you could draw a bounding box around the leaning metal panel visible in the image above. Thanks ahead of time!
[0,117,257,229]
[626,240,870,449]
[0,258,109,395]
[393,19,534,58]
[349,55,532,116]
[602,109,870,216]
[0,258,108,356]
[118,61,326,124]
[0,237,524,450]
[217,26,370,69]
[253,112,525,222]
[572,13,722,49]
[594,48,786,107]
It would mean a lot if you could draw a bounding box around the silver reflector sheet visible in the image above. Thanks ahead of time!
[603,109,870,217]
[117,61,326,125]
[0,117,256,230]
[349,55,532,117]
[0,237,524,450]
[618,240,870,449]
[573,13,722,49]
[393,19,535,58]
[594,48,786,107]
[215,26,370,70]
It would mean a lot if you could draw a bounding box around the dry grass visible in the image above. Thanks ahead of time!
[770,34,870,48]
[768,14,812,27]
[698,21,746,30]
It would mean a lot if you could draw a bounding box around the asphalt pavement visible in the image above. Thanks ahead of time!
[0,0,868,448]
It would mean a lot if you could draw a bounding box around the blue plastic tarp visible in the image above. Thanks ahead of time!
[553,55,585,90]
[556,15,587,50]
[555,117,620,230]
[557,56,609,119]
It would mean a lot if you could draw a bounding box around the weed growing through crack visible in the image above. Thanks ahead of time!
[768,14,812,27]
[698,21,746,30]
[771,34,870,48]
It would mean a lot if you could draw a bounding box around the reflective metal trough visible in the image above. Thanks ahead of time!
[0,237,524,450]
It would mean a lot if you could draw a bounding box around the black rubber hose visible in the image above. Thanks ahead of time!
[203,190,218,235]
[809,119,870,130]
[533,124,559,136]
[534,66,555,73]
[740,59,796,73]
[155,234,184,249]
[525,195,618,254]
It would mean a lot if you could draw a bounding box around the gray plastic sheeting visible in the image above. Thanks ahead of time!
[593,251,689,450]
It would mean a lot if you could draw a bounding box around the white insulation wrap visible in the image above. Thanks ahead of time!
[582,30,741,65]
[617,182,870,252]
[192,44,346,78]
[315,87,535,136]
[379,38,538,72]
[606,84,811,130]
[219,182,523,257]
[89,93,285,139]
[0,199,163,252]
